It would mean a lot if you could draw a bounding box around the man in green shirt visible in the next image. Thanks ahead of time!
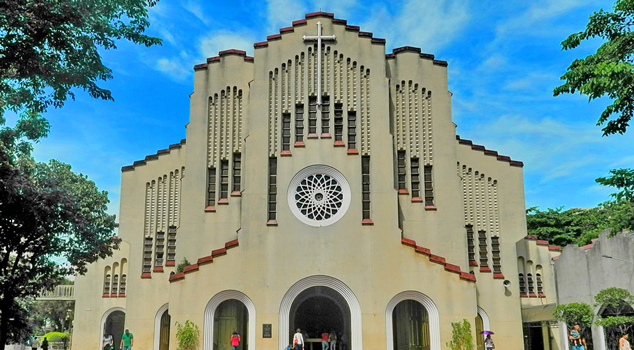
[120,329,134,350]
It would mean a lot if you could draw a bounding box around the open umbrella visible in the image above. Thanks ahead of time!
[480,331,494,335]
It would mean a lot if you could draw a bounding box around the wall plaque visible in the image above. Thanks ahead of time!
[263,324,272,338]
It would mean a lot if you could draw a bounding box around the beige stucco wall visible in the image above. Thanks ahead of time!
[73,13,532,350]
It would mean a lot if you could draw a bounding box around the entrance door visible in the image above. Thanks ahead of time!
[104,311,125,350]
[159,310,170,350]
[289,286,351,349]
[475,314,484,350]
[214,299,248,350]
[392,300,429,350]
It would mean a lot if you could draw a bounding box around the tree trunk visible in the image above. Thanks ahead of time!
[0,300,10,348]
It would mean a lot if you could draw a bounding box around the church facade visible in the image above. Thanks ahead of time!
[73,12,561,350]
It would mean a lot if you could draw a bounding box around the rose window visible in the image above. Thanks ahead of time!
[288,165,351,227]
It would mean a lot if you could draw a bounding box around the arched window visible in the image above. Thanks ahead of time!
[103,274,111,295]
[518,273,526,295]
[111,275,119,296]
[392,300,430,350]
[119,275,127,295]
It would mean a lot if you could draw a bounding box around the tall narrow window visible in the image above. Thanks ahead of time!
[424,165,434,206]
[207,167,216,208]
[397,151,407,192]
[119,274,127,295]
[154,231,165,270]
[267,158,278,224]
[166,226,177,264]
[308,96,317,136]
[348,111,357,151]
[295,104,304,145]
[362,156,371,222]
[321,95,330,136]
[232,153,242,194]
[466,225,476,265]
[103,274,111,295]
[519,273,526,295]
[411,158,420,199]
[142,237,152,275]
[219,160,229,202]
[536,273,543,295]
[334,103,344,145]
[281,114,291,152]
[527,273,534,295]
[111,275,119,295]
[478,231,489,270]
[491,236,501,274]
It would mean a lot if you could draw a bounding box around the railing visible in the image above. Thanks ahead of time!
[37,285,75,300]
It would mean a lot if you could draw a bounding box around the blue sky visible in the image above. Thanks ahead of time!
[25,0,634,219]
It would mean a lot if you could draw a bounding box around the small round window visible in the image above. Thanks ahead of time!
[288,165,351,227]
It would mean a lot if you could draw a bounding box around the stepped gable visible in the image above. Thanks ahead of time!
[169,239,240,283]
[386,46,448,66]
[122,139,186,172]
[401,238,476,283]
[194,49,254,71]
[456,135,524,167]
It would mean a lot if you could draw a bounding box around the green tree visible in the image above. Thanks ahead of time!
[526,206,606,246]
[553,302,595,349]
[175,320,200,350]
[596,168,634,202]
[554,0,634,136]
[0,0,161,119]
[594,288,634,347]
[0,121,118,345]
[29,300,75,334]
[446,319,473,350]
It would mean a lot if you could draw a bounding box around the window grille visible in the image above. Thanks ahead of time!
[491,236,501,273]
[411,158,420,198]
[103,274,111,295]
[536,273,543,294]
[119,274,127,294]
[527,273,534,293]
[142,237,152,273]
[466,225,476,263]
[348,112,357,150]
[308,96,317,135]
[111,275,119,295]
[268,158,277,222]
[362,156,371,220]
[424,165,434,205]
[154,231,165,267]
[397,151,407,191]
[478,231,488,267]
[334,103,344,142]
[519,273,526,295]
[166,226,177,262]
[220,160,229,199]
[232,153,241,192]
[321,96,330,135]
[295,104,304,143]
[282,114,291,151]
[207,167,216,207]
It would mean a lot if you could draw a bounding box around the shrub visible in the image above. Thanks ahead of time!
[175,320,199,350]
[447,319,473,350]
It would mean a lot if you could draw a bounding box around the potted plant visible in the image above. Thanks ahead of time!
[175,320,200,350]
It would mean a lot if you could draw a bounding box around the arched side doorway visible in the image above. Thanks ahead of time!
[214,300,248,350]
[154,304,170,350]
[289,286,351,345]
[100,307,125,350]
[279,275,363,350]
[385,291,440,350]
[475,307,491,350]
[203,290,256,350]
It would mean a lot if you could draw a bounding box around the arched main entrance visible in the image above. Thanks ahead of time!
[101,308,125,350]
[279,275,363,350]
[289,286,351,345]
[214,300,248,350]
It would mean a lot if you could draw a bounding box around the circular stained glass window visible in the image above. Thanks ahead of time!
[288,165,351,227]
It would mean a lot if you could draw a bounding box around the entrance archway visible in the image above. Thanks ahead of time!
[279,275,363,350]
[385,291,440,350]
[289,286,350,344]
[101,308,125,350]
[203,290,256,350]
[214,300,248,350]
[154,304,170,350]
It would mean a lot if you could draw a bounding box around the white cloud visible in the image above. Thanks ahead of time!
[266,0,308,33]
[183,0,210,24]
[362,0,471,53]
[310,0,358,18]
[156,57,192,81]
[198,30,256,58]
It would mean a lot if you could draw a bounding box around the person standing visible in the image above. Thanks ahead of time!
[230,330,240,350]
[103,334,113,350]
[293,328,304,350]
[620,334,631,350]
[321,331,329,350]
[329,331,337,350]
[120,329,134,350]
[31,337,39,350]
[484,334,495,350]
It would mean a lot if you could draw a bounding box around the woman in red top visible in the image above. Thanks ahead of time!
[230,330,240,350]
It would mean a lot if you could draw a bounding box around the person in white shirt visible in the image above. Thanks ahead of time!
[293,328,304,350]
